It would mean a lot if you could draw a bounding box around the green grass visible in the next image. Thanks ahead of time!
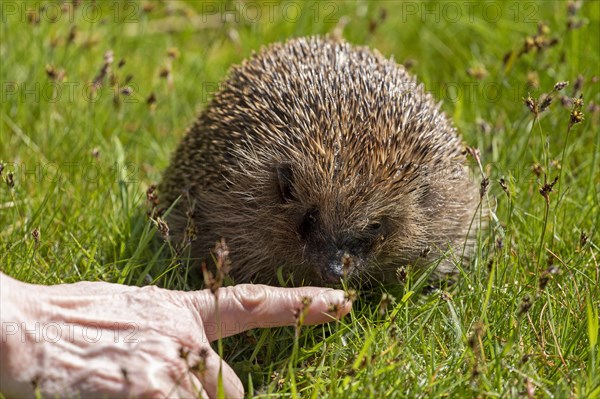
[1,0,599,397]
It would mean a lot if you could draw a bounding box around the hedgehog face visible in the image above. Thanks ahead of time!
[276,164,396,284]
[296,207,392,284]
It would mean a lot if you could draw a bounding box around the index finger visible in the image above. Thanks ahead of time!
[188,285,352,341]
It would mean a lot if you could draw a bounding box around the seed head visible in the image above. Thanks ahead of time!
[523,95,538,115]
[167,47,180,59]
[539,176,559,205]
[156,217,169,239]
[146,93,157,109]
[570,110,584,125]
[159,66,170,79]
[6,171,14,188]
[553,81,569,92]
[539,264,559,290]
[519,295,532,316]
[378,293,393,315]
[539,95,552,112]
[579,231,588,248]
[499,178,510,197]
[31,228,41,244]
[344,288,358,303]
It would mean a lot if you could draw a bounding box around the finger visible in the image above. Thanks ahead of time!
[190,285,352,341]
[190,345,244,399]
[177,373,208,399]
[49,280,141,296]
[141,374,206,399]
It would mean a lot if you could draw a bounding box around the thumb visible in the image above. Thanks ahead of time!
[189,285,352,341]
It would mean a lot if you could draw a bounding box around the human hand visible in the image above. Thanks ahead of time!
[0,273,351,398]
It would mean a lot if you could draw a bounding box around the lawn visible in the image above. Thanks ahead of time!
[1,0,599,398]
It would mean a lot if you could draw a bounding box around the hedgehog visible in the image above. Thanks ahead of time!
[159,36,481,286]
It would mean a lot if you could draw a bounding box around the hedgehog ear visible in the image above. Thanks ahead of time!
[276,163,295,203]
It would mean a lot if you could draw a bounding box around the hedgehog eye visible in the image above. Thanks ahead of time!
[365,220,383,234]
[368,221,382,231]
[366,218,390,238]
[299,208,319,239]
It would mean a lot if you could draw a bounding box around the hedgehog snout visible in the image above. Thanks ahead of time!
[321,249,360,284]
[310,229,378,283]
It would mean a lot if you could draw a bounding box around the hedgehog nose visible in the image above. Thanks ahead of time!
[322,261,344,284]
[322,251,355,284]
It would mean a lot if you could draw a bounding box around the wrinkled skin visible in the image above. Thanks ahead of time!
[0,272,351,398]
